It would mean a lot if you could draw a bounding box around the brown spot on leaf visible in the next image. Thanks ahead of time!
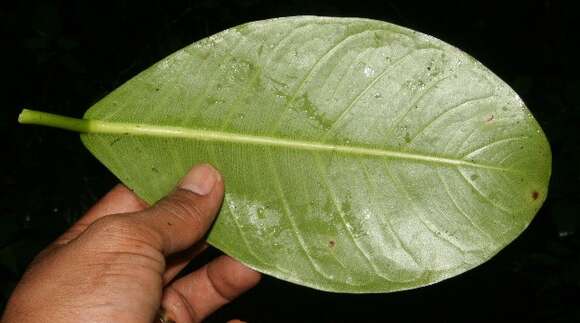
[328,240,336,248]
[485,114,494,123]
[532,191,539,200]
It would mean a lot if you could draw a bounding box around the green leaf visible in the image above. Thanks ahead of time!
[19,16,551,293]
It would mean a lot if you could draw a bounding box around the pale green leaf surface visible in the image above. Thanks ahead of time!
[77,16,550,293]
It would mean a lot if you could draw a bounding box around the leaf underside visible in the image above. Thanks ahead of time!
[80,16,551,293]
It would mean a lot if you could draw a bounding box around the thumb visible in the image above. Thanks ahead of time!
[129,163,224,255]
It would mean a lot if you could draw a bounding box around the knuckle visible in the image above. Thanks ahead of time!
[87,215,161,250]
[90,215,135,236]
[155,189,207,229]
[163,286,199,322]
[209,276,236,302]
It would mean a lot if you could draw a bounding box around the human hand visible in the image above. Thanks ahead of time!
[2,164,261,323]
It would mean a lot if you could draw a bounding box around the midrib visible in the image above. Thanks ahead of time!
[87,119,509,171]
[18,109,510,172]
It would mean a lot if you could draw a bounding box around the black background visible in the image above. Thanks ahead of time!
[1,0,579,322]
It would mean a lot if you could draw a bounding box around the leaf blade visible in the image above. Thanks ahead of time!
[77,16,551,293]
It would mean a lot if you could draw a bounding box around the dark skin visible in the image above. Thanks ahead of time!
[2,164,261,323]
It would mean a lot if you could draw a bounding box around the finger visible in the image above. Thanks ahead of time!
[53,184,148,246]
[163,242,208,284]
[129,164,223,255]
[161,255,261,322]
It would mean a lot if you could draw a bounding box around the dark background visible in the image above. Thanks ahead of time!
[1,0,578,322]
